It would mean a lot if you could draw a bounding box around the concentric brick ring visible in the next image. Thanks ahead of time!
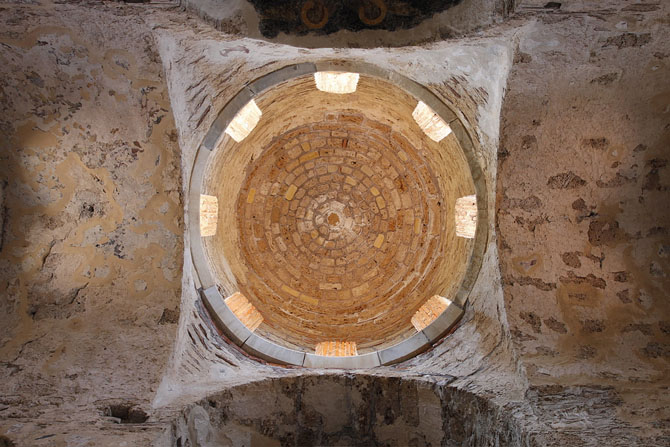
[236,113,446,350]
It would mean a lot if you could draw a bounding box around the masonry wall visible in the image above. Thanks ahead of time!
[498,3,670,440]
[0,1,668,446]
[0,3,183,444]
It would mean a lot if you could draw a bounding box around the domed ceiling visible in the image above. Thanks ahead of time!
[193,63,485,363]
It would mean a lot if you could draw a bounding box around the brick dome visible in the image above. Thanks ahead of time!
[201,69,479,354]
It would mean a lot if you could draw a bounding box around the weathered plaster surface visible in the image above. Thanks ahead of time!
[0,2,183,444]
[498,2,670,443]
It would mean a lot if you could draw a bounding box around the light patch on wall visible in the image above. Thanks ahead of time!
[200,194,218,237]
[411,295,452,331]
[412,101,452,142]
[225,292,263,332]
[224,99,262,142]
[315,341,358,356]
[314,72,359,94]
[455,194,477,238]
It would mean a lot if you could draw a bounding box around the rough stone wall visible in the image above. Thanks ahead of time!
[170,374,670,446]
[498,1,670,443]
[0,2,183,444]
[170,375,537,447]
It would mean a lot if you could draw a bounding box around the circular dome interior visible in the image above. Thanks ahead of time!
[197,64,481,360]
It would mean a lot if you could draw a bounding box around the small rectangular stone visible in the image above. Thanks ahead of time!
[288,145,303,158]
[281,284,300,297]
[363,268,378,281]
[361,165,374,177]
[374,234,385,248]
[312,138,326,148]
[402,193,413,208]
[299,293,318,305]
[271,207,281,222]
[285,184,298,201]
[246,188,256,204]
[286,160,299,171]
[284,173,296,185]
[300,151,319,163]
[275,237,287,252]
[352,283,369,297]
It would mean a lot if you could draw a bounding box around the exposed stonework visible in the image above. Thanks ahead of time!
[226,109,470,351]
[0,0,668,445]
[497,0,670,441]
[171,375,537,446]
[151,0,519,414]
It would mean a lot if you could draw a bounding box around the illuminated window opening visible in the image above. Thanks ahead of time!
[199,194,218,237]
[224,99,262,142]
[411,295,453,331]
[315,341,358,357]
[225,292,263,332]
[455,194,477,238]
[314,72,359,94]
[412,101,452,142]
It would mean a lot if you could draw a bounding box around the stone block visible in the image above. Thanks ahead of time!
[378,330,430,365]
[303,352,380,369]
